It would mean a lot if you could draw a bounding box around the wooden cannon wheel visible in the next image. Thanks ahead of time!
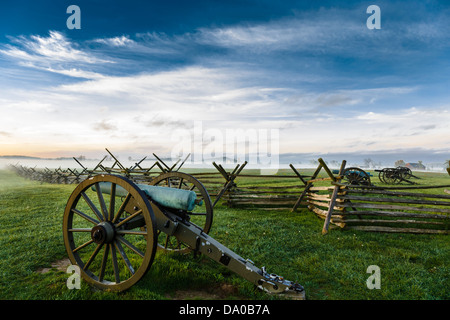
[379,168,402,184]
[396,166,413,180]
[63,174,158,291]
[377,169,386,183]
[149,171,213,253]
[342,167,372,186]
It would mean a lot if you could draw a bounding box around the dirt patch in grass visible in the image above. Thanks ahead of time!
[37,258,71,274]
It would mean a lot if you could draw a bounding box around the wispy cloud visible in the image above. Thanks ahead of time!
[0,31,113,80]
[1,31,110,63]
[94,120,118,131]
[193,8,450,58]
[93,35,135,47]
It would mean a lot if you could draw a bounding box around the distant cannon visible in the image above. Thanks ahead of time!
[333,167,372,186]
[63,172,305,298]
[376,166,420,185]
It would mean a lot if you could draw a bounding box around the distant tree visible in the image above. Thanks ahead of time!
[395,160,406,167]
[364,158,374,168]
[417,161,426,170]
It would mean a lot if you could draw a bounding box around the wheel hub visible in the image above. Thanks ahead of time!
[91,222,115,244]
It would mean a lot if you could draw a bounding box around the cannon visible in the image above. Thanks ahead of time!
[332,167,372,186]
[63,172,305,298]
[342,167,372,186]
[376,166,419,185]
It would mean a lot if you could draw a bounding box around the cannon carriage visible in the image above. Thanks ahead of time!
[332,167,372,186]
[376,166,420,185]
[63,172,304,298]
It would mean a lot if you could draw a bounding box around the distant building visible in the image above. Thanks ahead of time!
[405,162,426,170]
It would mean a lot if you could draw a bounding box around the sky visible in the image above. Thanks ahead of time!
[0,0,449,164]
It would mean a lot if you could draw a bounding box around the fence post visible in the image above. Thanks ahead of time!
[322,160,346,235]
[291,162,323,212]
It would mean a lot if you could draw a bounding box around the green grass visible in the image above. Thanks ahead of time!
[0,169,448,300]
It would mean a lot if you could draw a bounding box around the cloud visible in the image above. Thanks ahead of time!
[94,120,118,131]
[0,31,113,80]
[93,35,135,47]
[17,61,106,79]
[178,6,448,68]
[280,86,417,114]
[1,31,110,63]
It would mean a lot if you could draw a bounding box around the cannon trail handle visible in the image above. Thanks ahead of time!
[154,205,305,299]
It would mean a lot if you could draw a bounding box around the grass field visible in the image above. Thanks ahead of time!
[0,168,448,300]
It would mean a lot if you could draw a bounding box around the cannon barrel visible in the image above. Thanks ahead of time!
[92,181,200,211]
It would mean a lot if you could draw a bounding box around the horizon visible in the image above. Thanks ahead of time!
[1,1,449,160]
[1,149,448,172]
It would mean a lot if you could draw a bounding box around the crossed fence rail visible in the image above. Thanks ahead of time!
[7,151,450,234]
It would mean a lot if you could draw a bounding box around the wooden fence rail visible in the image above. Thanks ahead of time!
[7,153,450,235]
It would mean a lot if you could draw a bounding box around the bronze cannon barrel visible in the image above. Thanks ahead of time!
[92,181,200,211]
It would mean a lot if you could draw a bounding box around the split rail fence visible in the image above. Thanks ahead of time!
[8,150,450,235]
[205,159,450,235]
[288,159,450,235]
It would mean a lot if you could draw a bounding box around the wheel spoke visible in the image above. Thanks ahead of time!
[164,234,170,249]
[175,238,182,250]
[81,192,104,222]
[73,239,94,253]
[95,182,109,221]
[71,208,99,225]
[114,240,135,275]
[83,243,103,271]
[98,244,110,282]
[117,235,145,258]
[110,244,120,284]
[117,230,147,236]
[115,209,143,228]
[68,228,92,232]
[112,192,131,223]
[109,183,116,222]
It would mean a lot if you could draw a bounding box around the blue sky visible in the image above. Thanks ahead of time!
[0,0,449,162]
